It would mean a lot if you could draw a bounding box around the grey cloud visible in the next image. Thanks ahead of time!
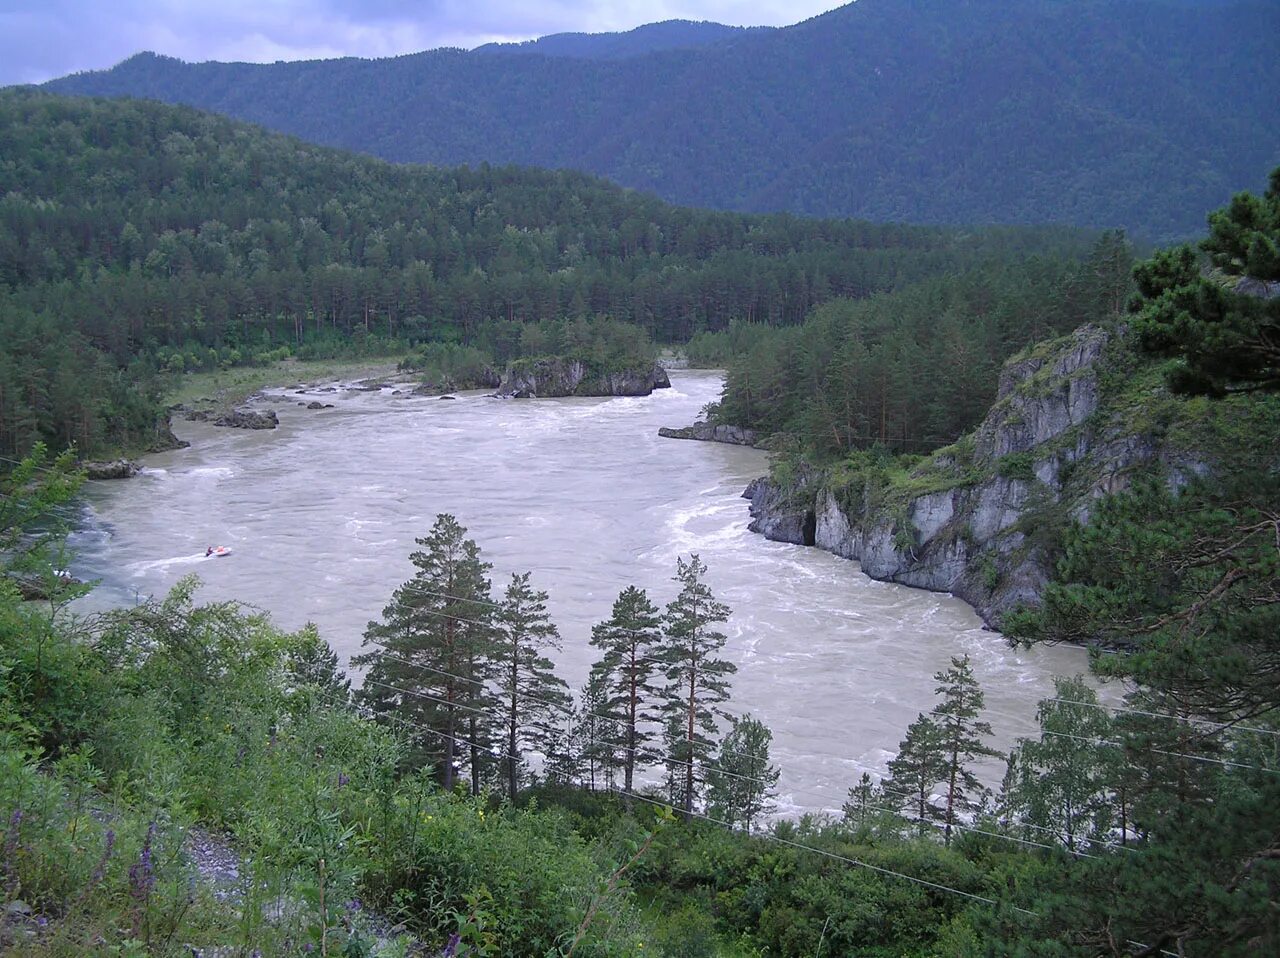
[0,1,841,86]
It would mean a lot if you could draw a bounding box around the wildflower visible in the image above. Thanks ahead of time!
[336,772,350,788]
[345,897,362,913]
[440,933,461,957]
[128,821,157,937]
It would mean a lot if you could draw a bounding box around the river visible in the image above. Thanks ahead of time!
[69,368,1097,817]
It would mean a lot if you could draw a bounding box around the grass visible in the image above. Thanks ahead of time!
[163,354,409,409]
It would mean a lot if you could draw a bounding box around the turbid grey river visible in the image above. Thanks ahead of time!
[70,369,1097,817]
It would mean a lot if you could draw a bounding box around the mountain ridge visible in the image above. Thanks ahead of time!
[40,0,1280,239]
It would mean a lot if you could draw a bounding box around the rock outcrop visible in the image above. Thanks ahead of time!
[413,366,502,396]
[81,459,141,480]
[148,413,190,452]
[741,324,1225,627]
[658,422,760,446]
[496,358,671,398]
[6,571,82,601]
[213,408,278,429]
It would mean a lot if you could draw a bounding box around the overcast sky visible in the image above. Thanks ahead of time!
[0,1,844,87]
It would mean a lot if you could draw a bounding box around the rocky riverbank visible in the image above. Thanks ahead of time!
[740,324,1251,628]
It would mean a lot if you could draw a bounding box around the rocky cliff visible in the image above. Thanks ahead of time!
[496,358,671,398]
[742,324,1257,627]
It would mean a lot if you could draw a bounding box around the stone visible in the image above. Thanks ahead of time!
[81,459,140,480]
[212,408,278,430]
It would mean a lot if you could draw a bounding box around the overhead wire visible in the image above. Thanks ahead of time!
[305,685,1040,918]
[366,580,1280,739]
[352,666,1114,859]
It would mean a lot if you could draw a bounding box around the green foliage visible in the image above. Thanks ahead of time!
[1132,166,1280,396]
[353,514,495,789]
[999,677,1117,854]
[588,586,664,793]
[1007,474,1280,721]
[930,656,1004,845]
[705,714,779,833]
[995,451,1036,482]
[715,238,1131,454]
[493,572,571,803]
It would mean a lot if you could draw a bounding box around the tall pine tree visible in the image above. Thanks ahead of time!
[353,514,493,790]
[588,585,663,794]
[493,572,571,803]
[658,555,736,819]
[932,655,1003,844]
[884,713,946,838]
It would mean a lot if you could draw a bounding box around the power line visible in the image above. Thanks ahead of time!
[358,635,1280,781]
[606,785,1038,916]
[350,667,1115,860]
[307,688,1039,919]
[375,581,1280,740]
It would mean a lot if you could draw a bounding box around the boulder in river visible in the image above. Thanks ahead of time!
[306,401,327,410]
[213,408,279,430]
[81,459,141,480]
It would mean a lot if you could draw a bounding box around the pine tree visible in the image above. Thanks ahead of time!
[1005,676,1115,854]
[493,572,571,804]
[287,624,351,704]
[577,670,621,792]
[353,514,493,790]
[884,713,946,838]
[588,585,663,794]
[658,554,736,819]
[1133,166,1280,396]
[932,655,1003,844]
[842,772,881,831]
[705,713,779,832]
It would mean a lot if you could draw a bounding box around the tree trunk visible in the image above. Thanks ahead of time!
[507,649,519,805]
[684,662,696,820]
[945,741,958,845]
[625,645,637,794]
[442,700,456,792]
[468,714,481,797]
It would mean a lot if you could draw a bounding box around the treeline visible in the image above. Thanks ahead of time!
[708,231,1134,455]
[356,514,768,825]
[0,89,1095,348]
[0,90,1099,458]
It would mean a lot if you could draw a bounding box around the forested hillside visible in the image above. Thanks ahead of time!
[44,0,1280,239]
[0,89,1094,458]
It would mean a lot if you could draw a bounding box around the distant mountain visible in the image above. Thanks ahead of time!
[473,20,774,60]
[44,0,1280,240]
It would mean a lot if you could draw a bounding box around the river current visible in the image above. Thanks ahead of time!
[70,369,1096,816]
